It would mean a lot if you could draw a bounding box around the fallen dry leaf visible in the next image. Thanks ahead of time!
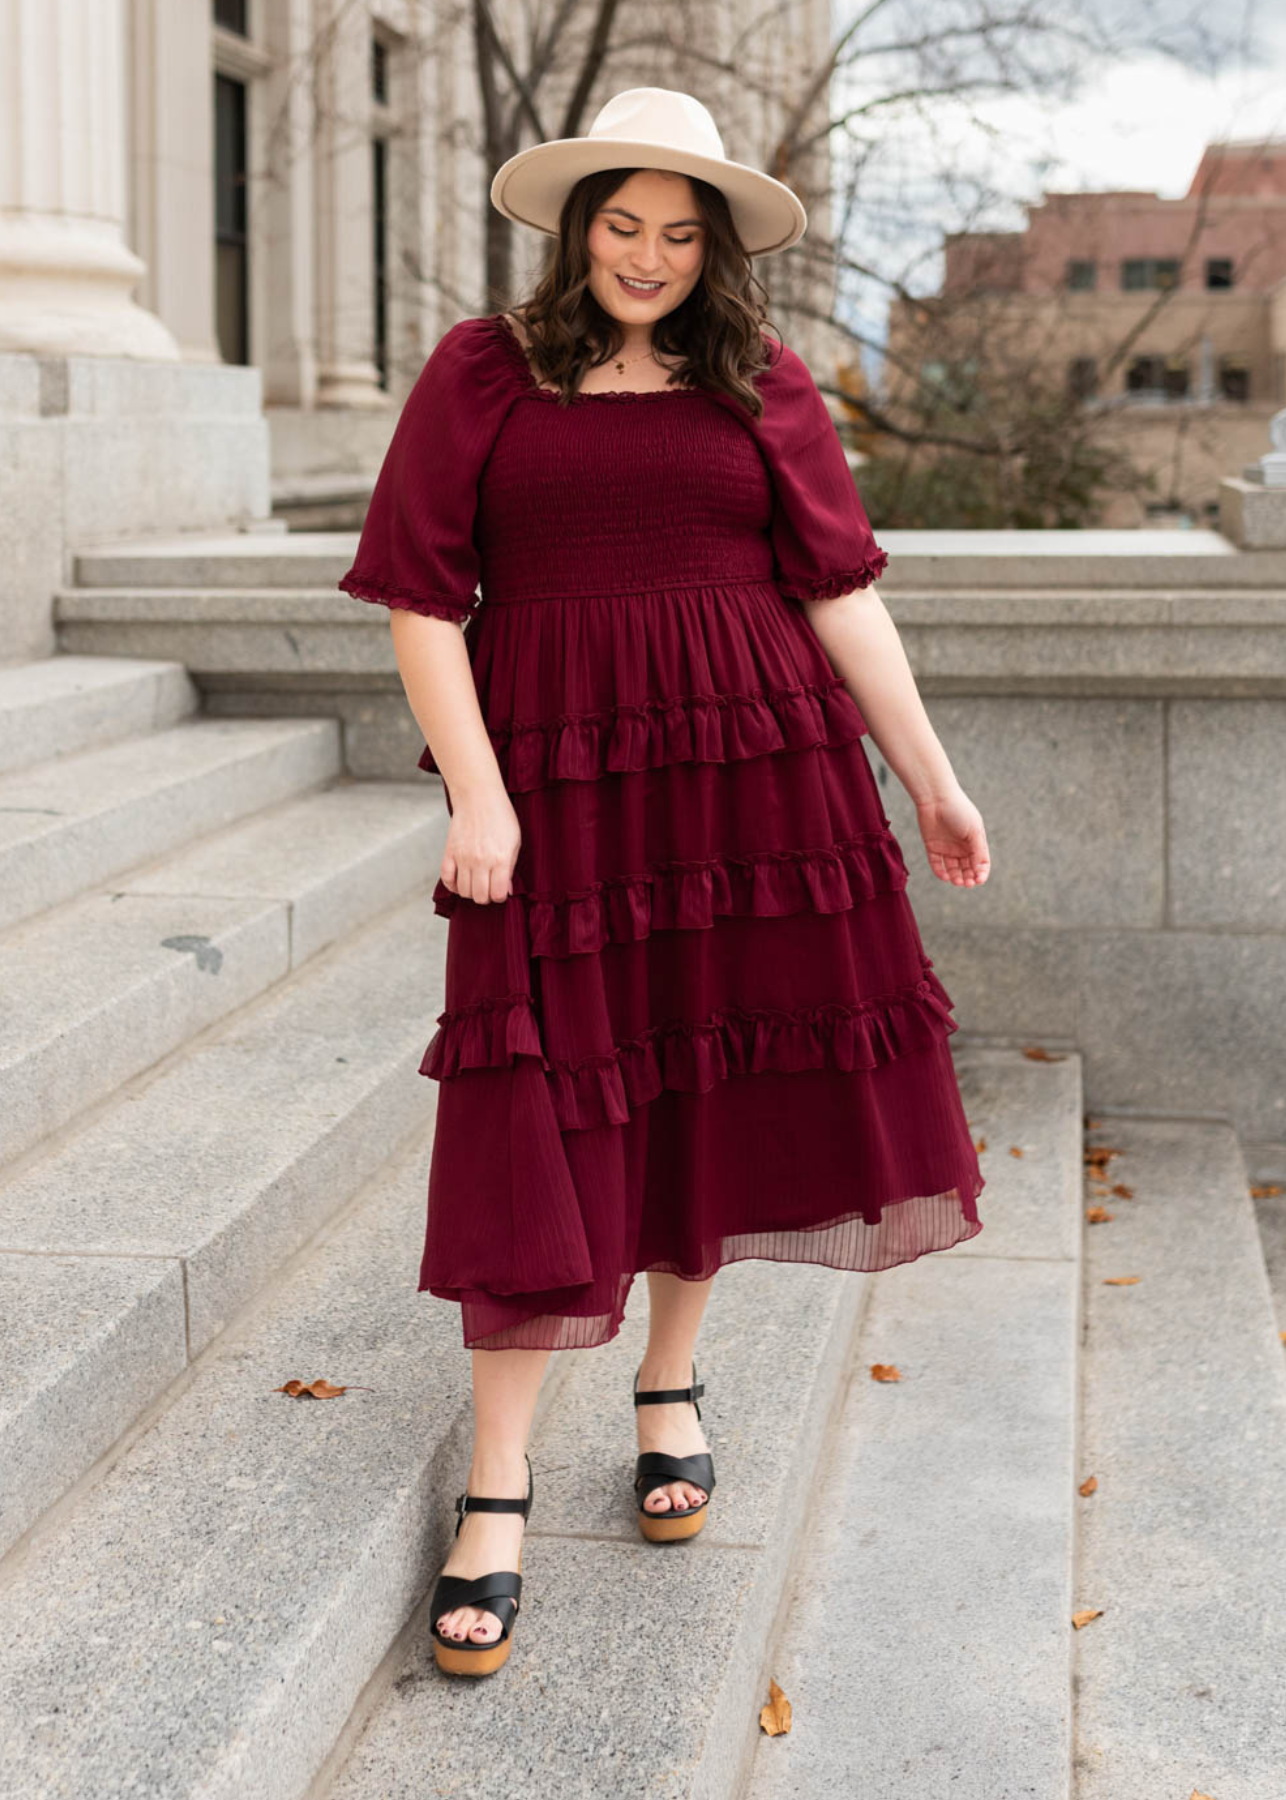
[974,1135,987,1153]
[1071,1608,1104,1629]
[1110,1183,1134,1199]
[870,1363,902,1382]
[1079,1476,1098,1497]
[1084,1145,1124,1169]
[273,1378,367,1398]
[1009,1145,1025,1158]
[1085,1207,1115,1224]
[1188,1791,1216,1800]
[759,1677,792,1736]
[1084,1115,1103,1129]
[1022,1045,1068,1061]
[1250,1182,1282,1199]
[1102,1276,1141,1286]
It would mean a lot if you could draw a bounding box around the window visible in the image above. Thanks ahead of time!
[1205,258,1234,290]
[1122,258,1180,291]
[213,0,248,33]
[1068,357,1098,400]
[1125,354,1188,398]
[1126,354,1164,392]
[1163,356,1189,398]
[1067,260,1096,292]
[214,73,249,364]
[372,36,388,103]
[1218,356,1249,401]
[373,136,388,389]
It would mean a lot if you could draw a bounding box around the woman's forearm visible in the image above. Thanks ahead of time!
[387,610,507,802]
[800,589,960,806]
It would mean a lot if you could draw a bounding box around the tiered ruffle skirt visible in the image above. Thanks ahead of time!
[414,573,985,1349]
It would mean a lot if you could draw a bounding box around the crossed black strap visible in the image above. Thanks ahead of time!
[633,1448,717,1507]
[430,1568,523,1644]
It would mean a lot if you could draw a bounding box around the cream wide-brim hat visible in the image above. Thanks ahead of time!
[490,87,808,258]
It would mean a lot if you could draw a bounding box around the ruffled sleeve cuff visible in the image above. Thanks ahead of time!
[737,339,889,601]
[338,315,520,623]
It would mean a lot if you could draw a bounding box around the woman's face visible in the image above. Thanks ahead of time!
[585,169,707,327]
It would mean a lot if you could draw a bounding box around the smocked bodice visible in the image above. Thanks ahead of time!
[475,386,777,602]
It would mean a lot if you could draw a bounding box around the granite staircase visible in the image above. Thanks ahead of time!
[0,647,1282,1800]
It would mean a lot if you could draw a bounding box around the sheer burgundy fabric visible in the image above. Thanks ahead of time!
[340,312,984,1349]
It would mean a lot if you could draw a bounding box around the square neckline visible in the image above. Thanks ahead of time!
[489,311,705,405]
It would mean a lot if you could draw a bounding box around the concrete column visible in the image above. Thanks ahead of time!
[260,0,318,408]
[0,0,179,359]
[128,0,219,362]
[314,0,386,409]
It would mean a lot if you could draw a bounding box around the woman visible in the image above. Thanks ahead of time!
[340,87,990,1677]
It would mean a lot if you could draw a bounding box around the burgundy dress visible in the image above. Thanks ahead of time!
[339,311,984,1350]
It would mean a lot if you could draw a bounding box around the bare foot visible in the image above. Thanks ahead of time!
[635,1364,709,1514]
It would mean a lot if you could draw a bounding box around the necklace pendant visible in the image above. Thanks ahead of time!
[614,360,625,373]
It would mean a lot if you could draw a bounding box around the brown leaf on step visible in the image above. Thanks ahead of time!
[1022,1045,1068,1061]
[1071,1607,1104,1629]
[1079,1476,1098,1496]
[870,1363,902,1382]
[1250,1182,1283,1198]
[1110,1183,1134,1199]
[1188,1790,1216,1800]
[1009,1145,1025,1158]
[1085,1207,1115,1224]
[759,1677,792,1736]
[274,1378,364,1398]
[1084,1115,1103,1129]
[1084,1145,1124,1168]
[974,1135,987,1153]
[1280,1330,1286,1343]
[1102,1276,1142,1286]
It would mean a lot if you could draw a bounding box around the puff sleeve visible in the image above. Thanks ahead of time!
[338,316,518,624]
[745,341,888,601]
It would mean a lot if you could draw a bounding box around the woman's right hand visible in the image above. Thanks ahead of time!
[440,787,523,904]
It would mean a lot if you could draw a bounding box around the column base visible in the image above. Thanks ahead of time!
[0,217,181,361]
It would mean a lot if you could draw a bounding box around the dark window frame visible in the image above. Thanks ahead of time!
[214,72,249,366]
[1122,258,1181,292]
[1067,259,1097,292]
[213,0,249,36]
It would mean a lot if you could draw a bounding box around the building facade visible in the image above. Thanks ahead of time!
[885,138,1286,527]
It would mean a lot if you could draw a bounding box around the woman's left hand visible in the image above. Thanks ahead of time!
[914,787,991,887]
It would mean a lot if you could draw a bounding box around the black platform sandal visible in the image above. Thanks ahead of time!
[429,1452,534,1676]
[633,1360,716,1543]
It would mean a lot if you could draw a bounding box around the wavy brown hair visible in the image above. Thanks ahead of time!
[507,167,784,418]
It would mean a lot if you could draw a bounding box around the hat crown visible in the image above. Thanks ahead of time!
[586,88,726,161]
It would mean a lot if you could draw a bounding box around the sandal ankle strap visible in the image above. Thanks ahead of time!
[454,1453,534,1533]
[633,1361,704,1419]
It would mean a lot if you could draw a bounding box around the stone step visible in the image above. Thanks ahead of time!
[0,777,445,1166]
[744,1046,1083,1800]
[0,876,448,1559]
[314,1046,1061,1800]
[0,654,196,775]
[1073,1116,1286,1798]
[67,527,1286,593]
[0,1109,577,1800]
[0,714,340,934]
[73,531,361,590]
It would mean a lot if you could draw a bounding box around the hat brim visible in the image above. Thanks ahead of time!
[490,138,807,257]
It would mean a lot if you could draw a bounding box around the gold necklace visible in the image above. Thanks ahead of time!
[611,344,658,374]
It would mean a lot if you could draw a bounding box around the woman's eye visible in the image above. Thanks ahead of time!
[607,224,696,245]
